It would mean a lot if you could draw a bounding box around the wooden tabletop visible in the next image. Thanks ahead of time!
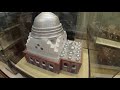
[113,72,120,78]
[0,61,24,78]
[15,48,89,78]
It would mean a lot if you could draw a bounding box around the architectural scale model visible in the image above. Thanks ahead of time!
[24,12,82,74]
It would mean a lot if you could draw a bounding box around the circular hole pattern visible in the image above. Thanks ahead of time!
[37,44,40,46]
[41,48,43,50]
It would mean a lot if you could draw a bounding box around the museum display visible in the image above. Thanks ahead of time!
[24,12,82,74]
[1,12,120,78]
[87,12,120,78]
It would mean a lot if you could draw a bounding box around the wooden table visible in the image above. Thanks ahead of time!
[113,72,120,78]
[0,61,24,78]
[15,48,89,78]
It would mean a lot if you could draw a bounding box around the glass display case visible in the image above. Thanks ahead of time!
[4,12,120,78]
[0,12,33,65]
[2,12,120,78]
[88,12,120,78]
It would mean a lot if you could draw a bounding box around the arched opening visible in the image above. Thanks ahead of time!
[49,64,54,69]
[42,61,46,66]
[64,63,68,67]
[72,65,76,69]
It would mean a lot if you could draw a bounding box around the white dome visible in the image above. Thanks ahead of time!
[31,12,64,38]
[33,12,60,29]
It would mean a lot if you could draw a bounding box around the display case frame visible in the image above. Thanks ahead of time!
[88,12,120,78]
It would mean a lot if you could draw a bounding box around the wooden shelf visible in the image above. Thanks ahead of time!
[91,63,120,71]
[90,63,120,78]
[2,24,20,32]
[0,37,23,51]
[96,37,120,49]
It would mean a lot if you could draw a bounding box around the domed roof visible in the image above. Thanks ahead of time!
[31,12,64,38]
[33,12,60,29]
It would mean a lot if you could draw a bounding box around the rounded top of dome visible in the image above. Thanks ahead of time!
[32,12,61,29]
[31,12,64,38]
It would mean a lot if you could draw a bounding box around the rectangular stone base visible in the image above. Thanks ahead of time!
[24,52,61,74]
[24,49,82,74]
[61,59,82,74]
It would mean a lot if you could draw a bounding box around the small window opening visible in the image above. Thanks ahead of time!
[72,65,76,69]
[49,64,54,69]
[64,63,68,67]
[42,62,46,66]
